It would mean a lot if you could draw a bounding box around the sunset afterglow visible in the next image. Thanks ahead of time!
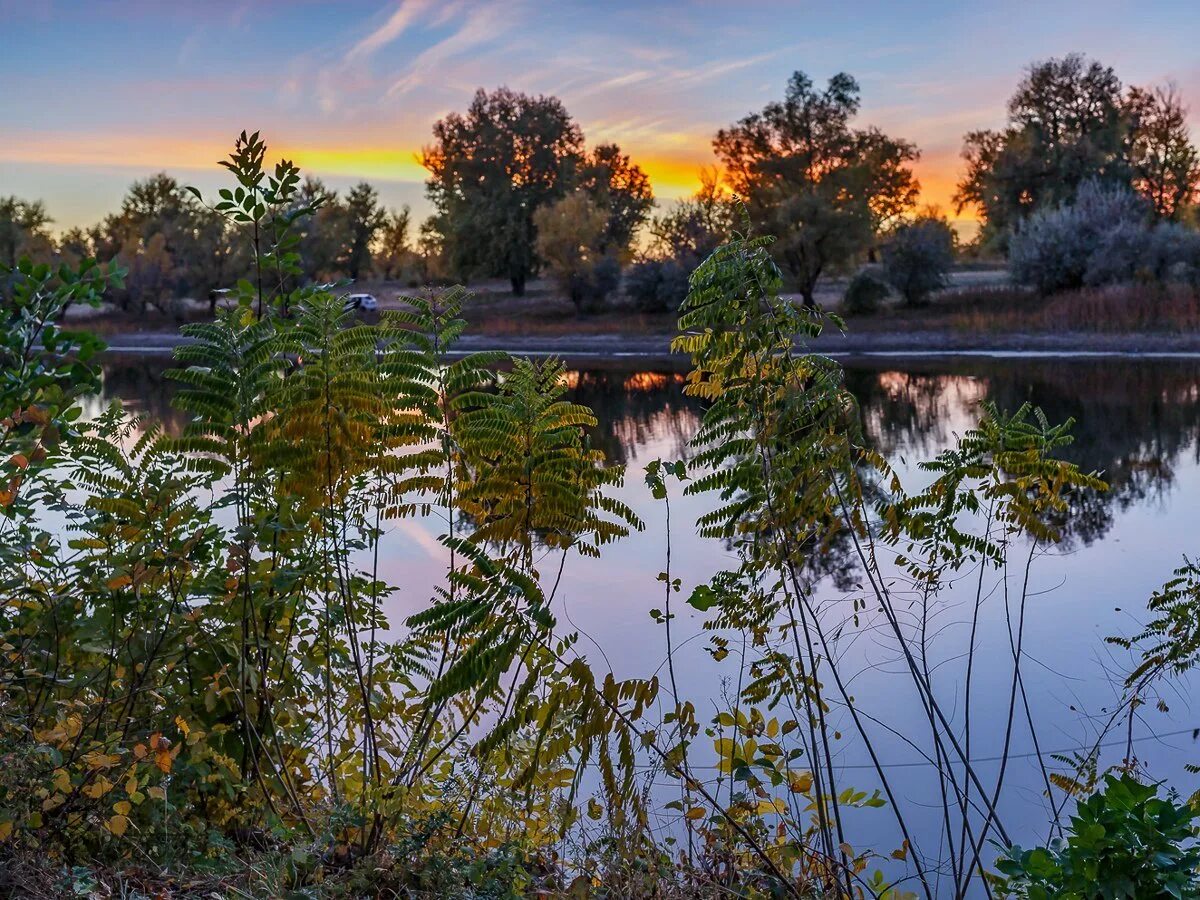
[4,1,1198,231]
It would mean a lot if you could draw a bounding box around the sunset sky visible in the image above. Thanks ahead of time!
[3,0,1199,233]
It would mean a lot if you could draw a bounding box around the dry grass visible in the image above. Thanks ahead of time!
[939,283,1200,334]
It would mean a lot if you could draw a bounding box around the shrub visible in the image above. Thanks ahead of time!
[1153,221,1200,286]
[841,269,891,315]
[534,192,620,313]
[881,216,955,306]
[994,773,1200,898]
[625,258,690,312]
[1084,220,1157,287]
[1009,181,1157,293]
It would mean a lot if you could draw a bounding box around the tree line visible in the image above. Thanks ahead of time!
[5,131,1199,897]
[3,52,1198,317]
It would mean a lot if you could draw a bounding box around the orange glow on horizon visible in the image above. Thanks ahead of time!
[2,132,978,235]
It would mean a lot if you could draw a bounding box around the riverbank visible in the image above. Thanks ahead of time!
[89,275,1200,360]
[101,327,1200,360]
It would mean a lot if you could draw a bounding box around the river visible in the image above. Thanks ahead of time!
[93,352,1200,888]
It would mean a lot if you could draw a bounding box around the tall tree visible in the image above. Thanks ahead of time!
[96,174,229,314]
[422,87,584,295]
[714,71,919,307]
[373,206,416,281]
[956,55,1133,238]
[1126,84,1200,220]
[578,143,653,256]
[0,197,53,270]
[293,177,349,282]
[343,181,386,280]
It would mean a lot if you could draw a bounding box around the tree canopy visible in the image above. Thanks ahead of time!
[422,87,585,295]
[714,71,919,306]
[956,54,1200,241]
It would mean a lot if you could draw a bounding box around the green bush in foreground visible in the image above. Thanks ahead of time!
[994,773,1200,899]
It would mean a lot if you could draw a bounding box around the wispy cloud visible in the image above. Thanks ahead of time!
[385,2,518,97]
[344,0,435,64]
[662,50,783,90]
[567,70,654,103]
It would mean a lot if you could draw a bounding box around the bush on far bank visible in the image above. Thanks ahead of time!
[881,215,956,306]
[1009,180,1200,294]
[625,258,690,313]
[841,270,891,315]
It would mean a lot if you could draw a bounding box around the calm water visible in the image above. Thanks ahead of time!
[95,353,1200,882]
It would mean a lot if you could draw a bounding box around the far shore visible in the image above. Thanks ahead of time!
[83,267,1200,363]
[100,327,1200,362]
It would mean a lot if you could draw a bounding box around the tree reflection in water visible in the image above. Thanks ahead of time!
[95,354,1200,558]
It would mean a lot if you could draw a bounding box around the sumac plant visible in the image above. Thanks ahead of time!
[0,136,1192,899]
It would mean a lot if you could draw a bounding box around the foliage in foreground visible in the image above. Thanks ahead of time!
[994,774,1200,899]
[1,134,1198,899]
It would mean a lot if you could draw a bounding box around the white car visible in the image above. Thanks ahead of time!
[345,293,378,312]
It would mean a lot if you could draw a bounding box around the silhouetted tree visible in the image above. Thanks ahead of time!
[0,197,54,299]
[293,177,349,282]
[0,198,54,292]
[578,143,653,256]
[1126,85,1200,220]
[957,55,1200,241]
[343,181,386,280]
[97,174,232,314]
[423,87,584,295]
[956,55,1130,241]
[373,205,418,281]
[714,71,919,307]
[55,227,94,270]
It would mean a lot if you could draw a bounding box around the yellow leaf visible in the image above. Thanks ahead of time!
[684,807,706,820]
[51,768,71,793]
[766,718,779,738]
[106,814,129,836]
[83,776,114,799]
[788,770,814,794]
[112,801,131,816]
[105,574,132,591]
[755,798,787,815]
[174,715,190,737]
[154,748,173,774]
[0,821,12,841]
[147,786,166,801]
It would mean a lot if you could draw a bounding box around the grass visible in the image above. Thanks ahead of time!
[71,276,1200,344]
[941,283,1200,334]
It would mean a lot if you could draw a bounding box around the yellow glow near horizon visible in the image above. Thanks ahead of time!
[2,132,979,235]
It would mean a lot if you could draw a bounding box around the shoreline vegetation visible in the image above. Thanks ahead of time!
[6,55,1200,368]
[91,278,1200,359]
[3,130,1200,899]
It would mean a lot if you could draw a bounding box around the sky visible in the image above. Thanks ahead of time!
[3,0,1199,233]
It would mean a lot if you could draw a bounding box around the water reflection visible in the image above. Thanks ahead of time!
[96,355,1200,547]
[844,359,1200,546]
[91,352,1200,868]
